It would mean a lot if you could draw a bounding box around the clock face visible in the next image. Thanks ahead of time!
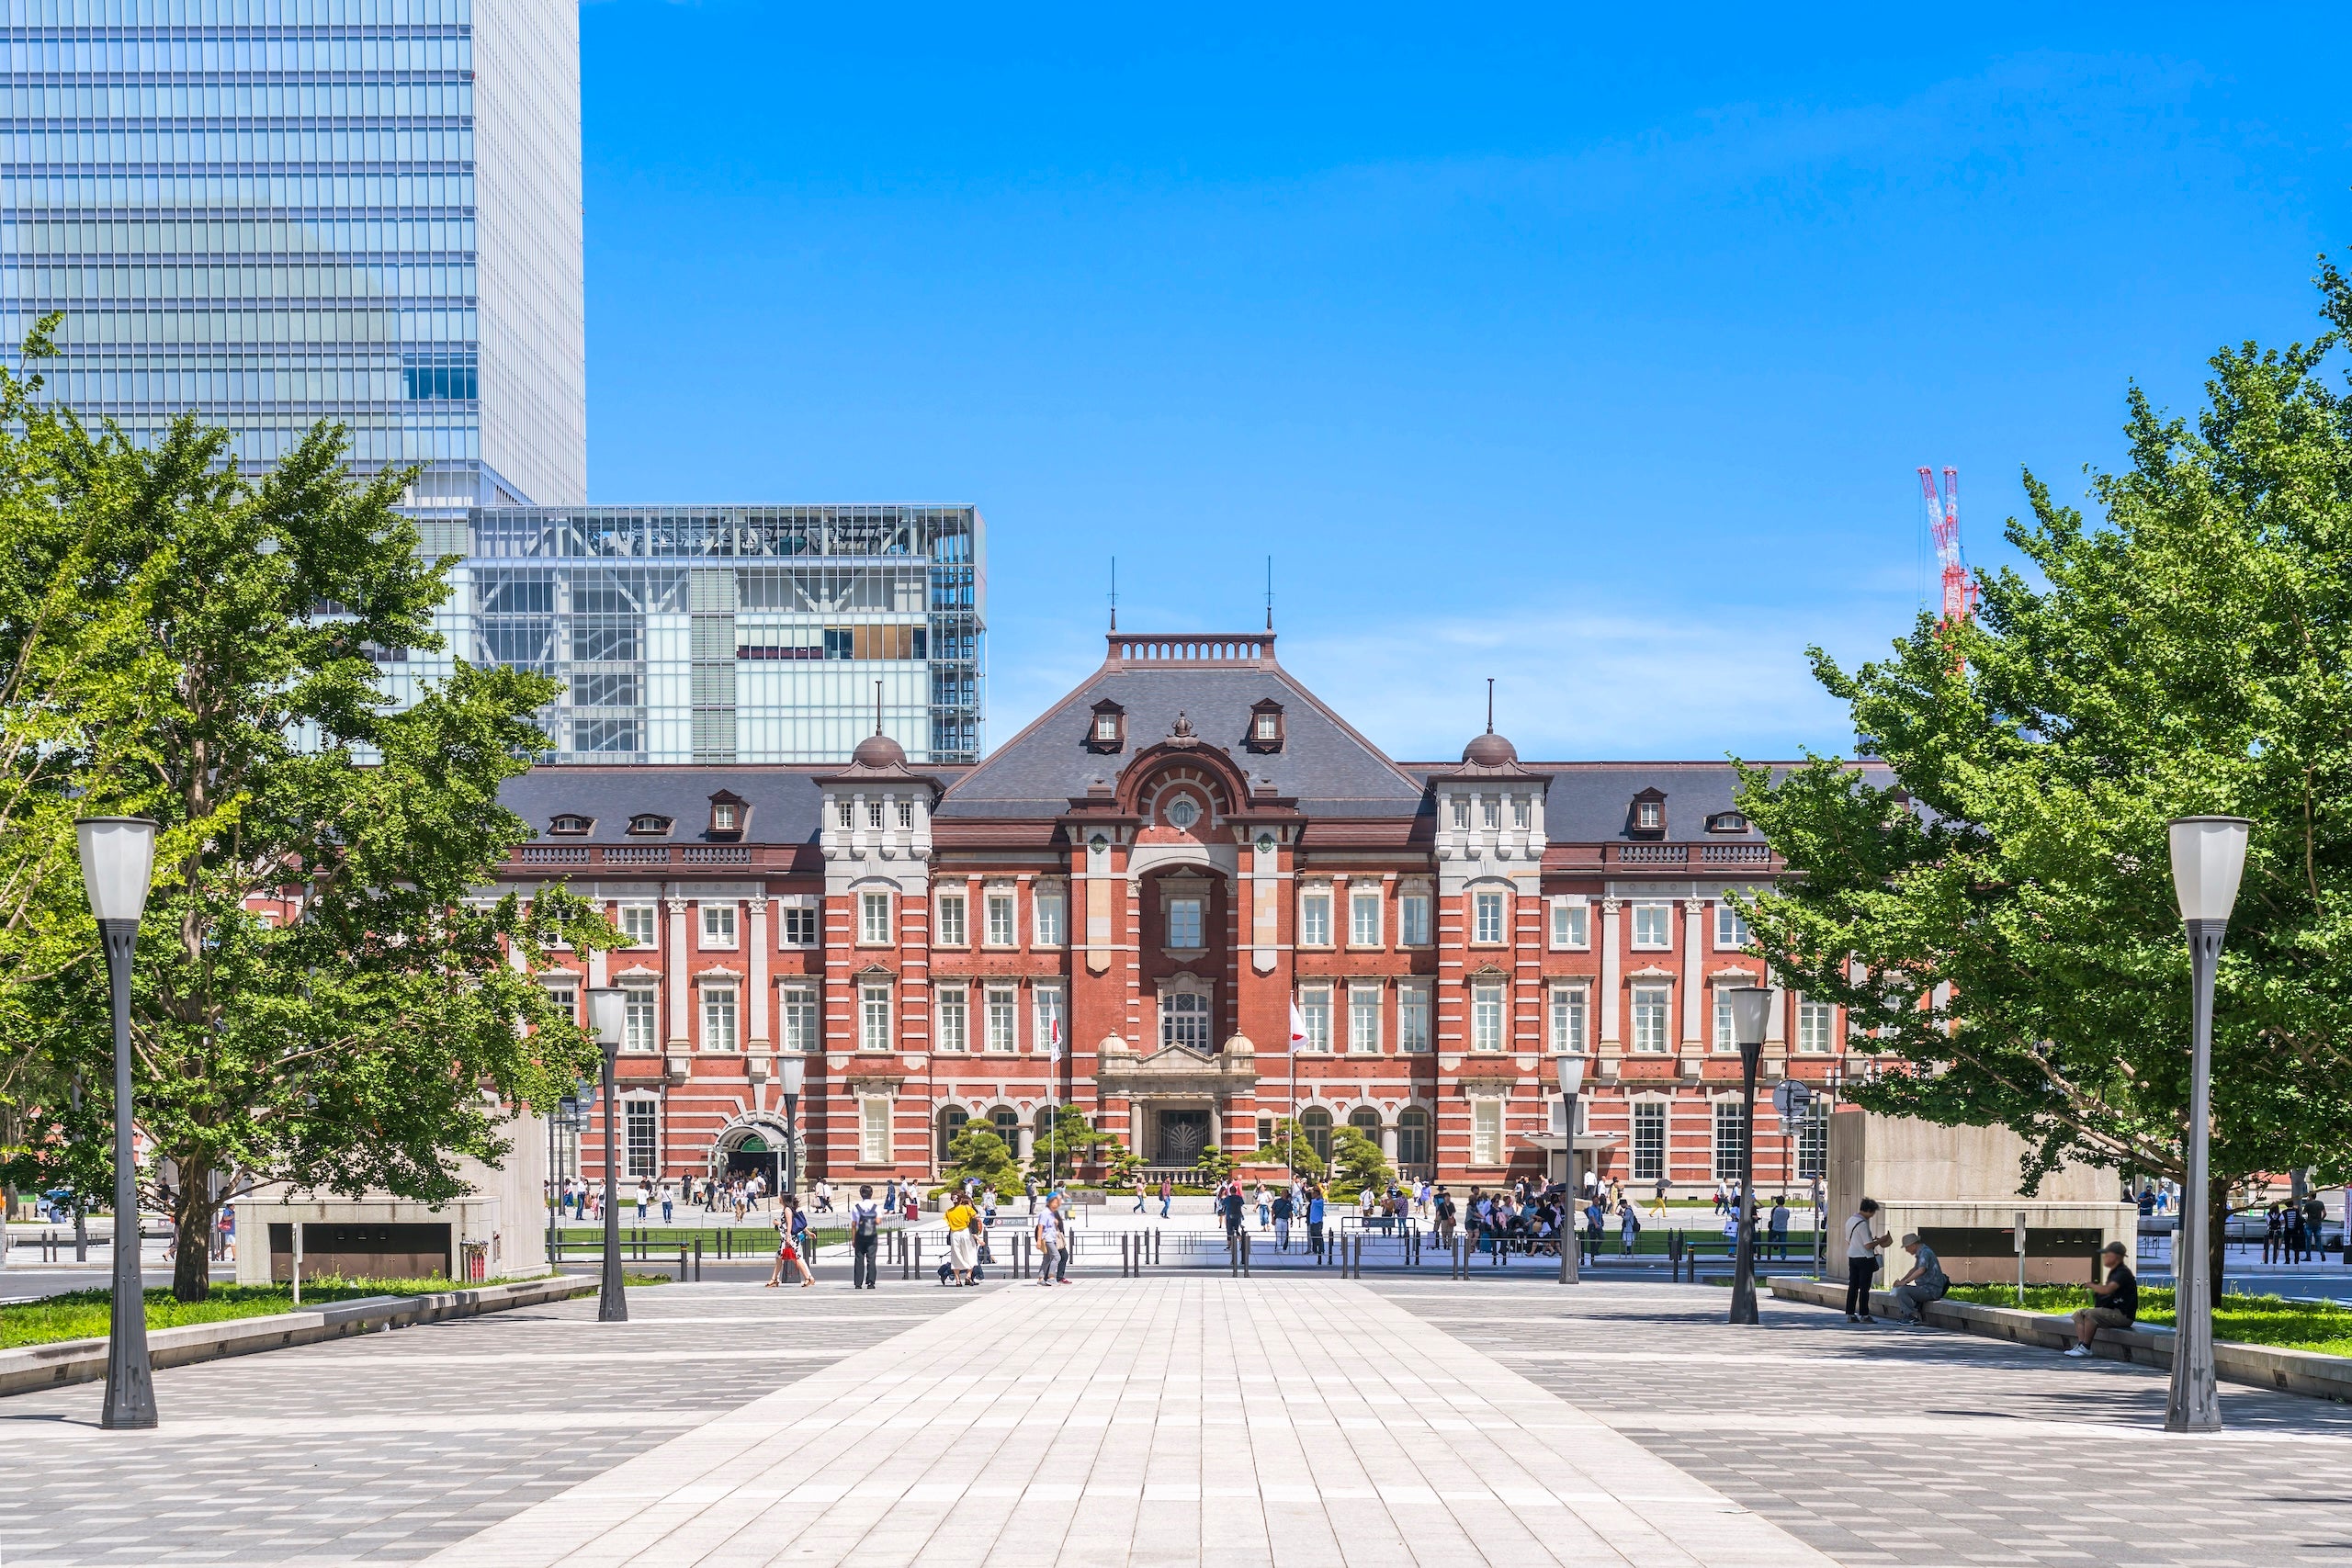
[1166,796,1200,830]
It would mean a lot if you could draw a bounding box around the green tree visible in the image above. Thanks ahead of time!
[1028,1102,1118,1184]
[936,1126,1022,1199]
[1735,261,2352,1300]
[1,405,614,1300]
[1193,1145,1238,1186]
[1327,1126,1394,1200]
[1261,1117,1327,1180]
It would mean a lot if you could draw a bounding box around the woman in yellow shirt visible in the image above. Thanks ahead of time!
[945,1196,980,1285]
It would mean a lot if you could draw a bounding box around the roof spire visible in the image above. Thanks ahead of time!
[1265,555,1273,631]
[874,679,884,737]
[1486,677,1495,734]
[1109,556,1118,632]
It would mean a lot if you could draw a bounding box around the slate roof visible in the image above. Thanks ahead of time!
[936,666,1431,819]
[1403,761,1895,841]
[498,764,841,845]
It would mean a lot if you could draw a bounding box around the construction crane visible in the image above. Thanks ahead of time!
[1917,465,1976,632]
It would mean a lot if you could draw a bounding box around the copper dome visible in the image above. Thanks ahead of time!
[1462,730,1519,767]
[853,730,908,769]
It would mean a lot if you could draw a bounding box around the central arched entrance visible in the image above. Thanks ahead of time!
[711,1112,799,1191]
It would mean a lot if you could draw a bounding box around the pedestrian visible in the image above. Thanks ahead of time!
[1037,1193,1070,1284]
[660,1180,674,1224]
[1159,1178,1173,1220]
[1434,1185,1457,1249]
[1618,1197,1641,1257]
[1844,1197,1890,1322]
[1768,1195,1790,1260]
[1887,1232,1948,1325]
[2066,1242,2139,1357]
[1255,1183,1271,1229]
[636,1180,649,1223]
[813,1179,833,1216]
[885,1177,899,1213]
[849,1184,881,1289]
[1133,1176,1148,1213]
[945,1190,980,1285]
[766,1198,814,1289]
[1583,1195,1604,1265]
[1306,1183,1327,1259]
[1272,1187,1295,1251]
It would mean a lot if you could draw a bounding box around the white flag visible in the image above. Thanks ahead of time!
[1048,1016,1065,1061]
[1289,1002,1309,1052]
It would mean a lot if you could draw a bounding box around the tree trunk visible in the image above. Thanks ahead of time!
[170,1161,216,1303]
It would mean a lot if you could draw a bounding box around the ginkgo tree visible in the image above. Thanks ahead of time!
[1736,261,2352,1299]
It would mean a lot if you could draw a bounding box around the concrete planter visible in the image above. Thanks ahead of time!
[1768,1274,2352,1403]
[0,1273,597,1400]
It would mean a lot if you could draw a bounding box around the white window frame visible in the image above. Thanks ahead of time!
[984,888,1017,948]
[1035,986,1066,1056]
[1298,887,1333,948]
[779,984,819,1053]
[1632,1101,1667,1179]
[1713,987,1739,1053]
[935,890,968,948]
[859,889,892,946]
[858,982,892,1053]
[1511,795,1530,829]
[1713,1100,1747,1181]
[1161,987,1214,1053]
[1348,982,1383,1055]
[1397,982,1432,1054]
[623,1099,659,1179]
[1714,903,1752,949]
[1399,891,1432,948]
[1166,894,1205,952]
[617,903,659,948]
[1470,981,1506,1052]
[1034,885,1067,948]
[1549,898,1589,950]
[778,897,819,948]
[1631,984,1671,1053]
[985,985,1018,1053]
[1471,1099,1502,1166]
[1296,984,1331,1052]
[1631,902,1673,950]
[1548,984,1587,1054]
[1472,890,1507,945]
[860,1097,891,1164]
[623,986,657,1053]
[700,903,738,950]
[935,984,968,1053]
[1349,888,1383,948]
[700,983,739,1053]
[1797,998,1835,1054]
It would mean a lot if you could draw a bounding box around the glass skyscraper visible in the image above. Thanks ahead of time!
[2,0,585,508]
[389,504,987,766]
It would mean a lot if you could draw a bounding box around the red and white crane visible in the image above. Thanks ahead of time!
[1917,464,1976,630]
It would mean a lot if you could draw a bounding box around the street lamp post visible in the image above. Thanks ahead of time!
[1725,986,1775,1326]
[779,1058,806,1203]
[76,815,161,1430]
[1557,1055,1586,1285]
[586,987,628,1324]
[2165,815,2250,1435]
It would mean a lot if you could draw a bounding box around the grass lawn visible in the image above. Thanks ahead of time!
[1942,1284,2352,1359]
[0,1274,582,1351]
[556,1224,849,1253]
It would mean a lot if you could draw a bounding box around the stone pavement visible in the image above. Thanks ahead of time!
[1374,1276,2352,1567]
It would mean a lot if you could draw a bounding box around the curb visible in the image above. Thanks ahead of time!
[0,1273,599,1400]
[1768,1275,2352,1403]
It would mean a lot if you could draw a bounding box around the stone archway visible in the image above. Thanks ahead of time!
[712,1111,800,1191]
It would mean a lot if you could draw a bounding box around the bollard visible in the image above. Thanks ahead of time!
[1243,1230,1252,1276]
[1123,1234,1132,1277]
[1454,1236,1465,1280]
[695,1238,703,1281]
[1152,1230,1160,1266]
[1229,1233,1239,1277]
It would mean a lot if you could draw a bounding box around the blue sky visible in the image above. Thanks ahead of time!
[582,5,2352,762]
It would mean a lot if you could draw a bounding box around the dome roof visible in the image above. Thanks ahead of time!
[1462,729,1518,767]
[853,730,908,769]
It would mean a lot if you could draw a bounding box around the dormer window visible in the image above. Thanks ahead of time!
[707,790,748,838]
[1628,788,1668,839]
[1087,698,1125,753]
[628,814,673,837]
[548,814,592,836]
[1706,811,1747,834]
[1246,697,1285,752]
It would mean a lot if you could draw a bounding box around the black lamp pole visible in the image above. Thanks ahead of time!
[585,986,629,1324]
[1725,985,1775,1327]
[78,817,160,1431]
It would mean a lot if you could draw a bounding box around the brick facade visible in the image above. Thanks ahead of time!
[512,634,1881,1195]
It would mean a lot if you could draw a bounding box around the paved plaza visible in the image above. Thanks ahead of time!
[8,1268,2352,1565]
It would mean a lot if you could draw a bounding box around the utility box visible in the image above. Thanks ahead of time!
[1826,1110,2135,1284]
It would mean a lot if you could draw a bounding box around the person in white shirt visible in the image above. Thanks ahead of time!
[1844,1198,1891,1322]
[1035,1194,1069,1286]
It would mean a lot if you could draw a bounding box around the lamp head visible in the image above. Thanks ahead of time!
[2168,816,2252,924]
[777,1058,806,1096]
[1725,985,1774,1049]
[586,986,628,1048]
[1555,1055,1585,1096]
[75,816,159,924]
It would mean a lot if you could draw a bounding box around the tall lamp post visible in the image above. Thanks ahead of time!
[586,987,628,1324]
[2165,815,2250,1435]
[76,815,160,1430]
[1725,985,1775,1326]
[1557,1055,1585,1285]
[779,1058,806,1202]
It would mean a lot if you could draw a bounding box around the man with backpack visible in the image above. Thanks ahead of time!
[849,1184,881,1290]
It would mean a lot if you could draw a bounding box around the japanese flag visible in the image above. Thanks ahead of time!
[1289,1003,1310,1052]
[1047,1015,1065,1061]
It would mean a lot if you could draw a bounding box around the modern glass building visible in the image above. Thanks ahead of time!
[1,0,585,509]
[385,504,988,766]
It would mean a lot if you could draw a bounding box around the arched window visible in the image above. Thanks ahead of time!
[1300,1107,1332,1164]
[1162,990,1212,1053]
[1396,1108,1430,1168]
[935,1107,967,1162]
[1347,1107,1382,1145]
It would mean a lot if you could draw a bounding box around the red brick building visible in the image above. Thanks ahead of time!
[507,633,1883,1194]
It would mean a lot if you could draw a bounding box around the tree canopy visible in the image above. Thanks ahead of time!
[1737,262,2352,1221]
